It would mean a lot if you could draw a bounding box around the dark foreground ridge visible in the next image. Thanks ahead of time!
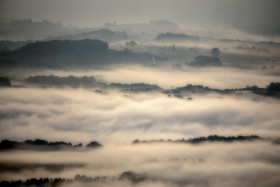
[0,39,153,69]
[0,171,146,187]
[0,77,11,87]
[132,135,261,144]
[0,139,102,151]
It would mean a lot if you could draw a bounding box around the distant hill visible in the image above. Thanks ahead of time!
[104,20,180,37]
[0,41,30,51]
[0,19,76,40]
[47,29,129,42]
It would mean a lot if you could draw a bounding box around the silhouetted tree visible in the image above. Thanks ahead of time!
[211,47,220,57]
[266,82,280,97]
[86,141,102,148]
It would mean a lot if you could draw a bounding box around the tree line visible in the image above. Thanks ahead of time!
[0,171,145,187]
[0,139,102,151]
[132,135,261,144]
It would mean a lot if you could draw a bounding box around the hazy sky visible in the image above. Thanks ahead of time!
[0,0,280,36]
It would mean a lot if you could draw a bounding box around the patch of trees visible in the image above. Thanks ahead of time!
[125,41,137,48]
[86,141,102,148]
[0,177,69,187]
[266,82,280,97]
[25,75,161,92]
[132,135,261,144]
[187,135,260,144]
[110,82,161,92]
[165,82,280,99]
[174,94,183,98]
[119,171,147,183]
[155,32,199,41]
[224,82,280,98]
[0,163,85,173]
[25,75,105,88]
[257,41,280,47]
[190,55,221,67]
[234,45,269,52]
[211,47,220,57]
[0,139,101,151]
[170,84,222,95]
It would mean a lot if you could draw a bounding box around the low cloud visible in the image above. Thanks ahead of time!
[30,65,280,90]
[0,87,279,145]
[0,78,280,186]
[0,142,279,187]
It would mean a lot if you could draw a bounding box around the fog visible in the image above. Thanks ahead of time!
[18,65,279,89]
[0,142,280,187]
[72,66,280,89]
[0,87,279,145]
